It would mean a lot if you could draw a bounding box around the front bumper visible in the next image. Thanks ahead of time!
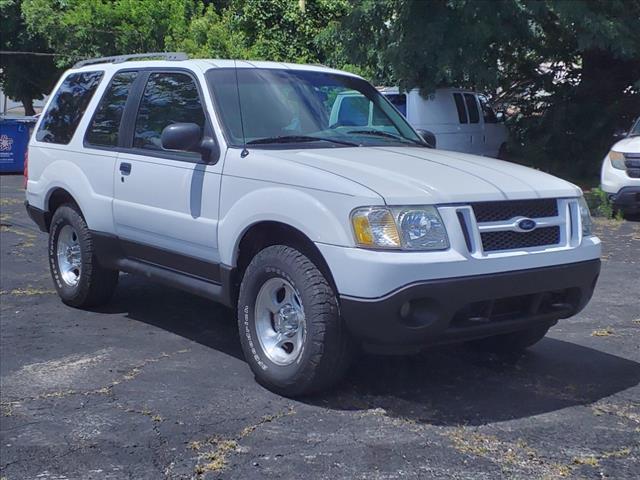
[340,259,600,353]
[609,186,640,214]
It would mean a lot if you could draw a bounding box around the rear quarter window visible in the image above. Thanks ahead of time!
[36,71,103,144]
[464,93,480,124]
[453,93,468,124]
[85,71,138,147]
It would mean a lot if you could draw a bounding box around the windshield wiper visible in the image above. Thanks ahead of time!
[346,129,421,145]
[247,135,358,146]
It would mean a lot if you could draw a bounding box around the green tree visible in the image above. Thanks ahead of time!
[21,0,200,66]
[0,0,60,115]
[338,0,640,179]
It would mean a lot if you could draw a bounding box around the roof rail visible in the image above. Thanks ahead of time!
[73,52,188,69]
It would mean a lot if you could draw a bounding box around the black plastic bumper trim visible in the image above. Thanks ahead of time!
[340,259,600,351]
[611,186,640,212]
[24,201,50,232]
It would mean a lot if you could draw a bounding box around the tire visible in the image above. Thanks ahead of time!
[237,245,352,396]
[48,204,118,308]
[466,324,550,353]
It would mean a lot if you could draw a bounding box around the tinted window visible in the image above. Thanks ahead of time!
[453,93,467,124]
[338,96,369,127]
[464,93,480,124]
[85,71,138,146]
[384,94,407,116]
[36,71,103,144]
[133,73,205,151]
[206,68,422,147]
[478,95,497,123]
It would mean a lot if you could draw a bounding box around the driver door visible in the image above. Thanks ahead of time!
[113,70,223,268]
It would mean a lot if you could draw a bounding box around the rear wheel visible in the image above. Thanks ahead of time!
[49,204,118,308]
[237,245,352,396]
[466,324,551,353]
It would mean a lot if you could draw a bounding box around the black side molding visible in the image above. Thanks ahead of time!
[91,231,234,307]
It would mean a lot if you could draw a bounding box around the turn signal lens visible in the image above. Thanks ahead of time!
[351,207,401,249]
[609,150,625,170]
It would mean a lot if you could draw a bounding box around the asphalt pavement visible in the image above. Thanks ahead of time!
[1,174,639,479]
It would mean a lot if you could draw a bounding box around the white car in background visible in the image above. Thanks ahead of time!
[379,88,508,158]
[601,117,640,217]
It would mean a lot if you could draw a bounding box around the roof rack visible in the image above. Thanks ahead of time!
[73,52,188,69]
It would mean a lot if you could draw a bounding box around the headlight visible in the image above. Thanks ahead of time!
[609,150,626,170]
[578,196,593,236]
[351,206,449,250]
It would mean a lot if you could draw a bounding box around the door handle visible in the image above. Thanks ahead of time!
[119,162,131,175]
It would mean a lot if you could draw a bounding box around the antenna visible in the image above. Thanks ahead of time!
[234,60,249,158]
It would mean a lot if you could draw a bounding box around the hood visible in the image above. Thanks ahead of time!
[612,136,640,154]
[271,146,582,205]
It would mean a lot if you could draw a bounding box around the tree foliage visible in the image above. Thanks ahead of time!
[5,0,639,179]
[0,0,60,115]
[21,0,199,66]
[336,0,640,179]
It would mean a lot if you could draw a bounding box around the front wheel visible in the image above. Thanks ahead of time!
[466,324,551,353]
[237,245,352,396]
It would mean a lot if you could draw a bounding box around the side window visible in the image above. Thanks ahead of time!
[337,96,369,127]
[133,72,205,151]
[85,71,138,147]
[384,94,407,116]
[453,93,467,124]
[36,71,103,144]
[464,93,480,124]
[478,95,497,123]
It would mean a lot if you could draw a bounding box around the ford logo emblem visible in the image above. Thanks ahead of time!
[518,218,537,231]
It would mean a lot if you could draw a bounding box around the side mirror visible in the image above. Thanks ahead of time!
[613,128,628,141]
[416,129,436,148]
[161,123,220,164]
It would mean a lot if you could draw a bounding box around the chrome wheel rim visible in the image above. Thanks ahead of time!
[56,225,82,287]
[254,277,306,366]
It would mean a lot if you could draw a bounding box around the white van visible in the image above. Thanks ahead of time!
[373,88,507,158]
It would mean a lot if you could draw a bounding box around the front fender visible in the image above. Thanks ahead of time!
[218,183,355,267]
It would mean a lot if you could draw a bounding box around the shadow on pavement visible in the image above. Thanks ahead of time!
[102,274,640,426]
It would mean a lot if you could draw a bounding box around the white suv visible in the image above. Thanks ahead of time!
[601,117,640,217]
[25,54,601,396]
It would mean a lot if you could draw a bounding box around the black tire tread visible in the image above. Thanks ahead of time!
[238,245,352,396]
[49,204,118,308]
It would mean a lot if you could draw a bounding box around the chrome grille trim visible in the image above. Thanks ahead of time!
[452,198,580,255]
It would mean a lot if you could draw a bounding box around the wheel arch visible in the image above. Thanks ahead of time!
[228,221,338,308]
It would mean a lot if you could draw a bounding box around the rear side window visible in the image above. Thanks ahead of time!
[478,95,497,123]
[85,71,138,147]
[133,72,205,151]
[36,71,103,144]
[464,93,480,124]
[453,93,467,124]
[384,94,407,116]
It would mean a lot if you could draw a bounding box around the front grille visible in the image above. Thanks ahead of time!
[472,198,557,223]
[481,226,560,252]
[625,154,640,178]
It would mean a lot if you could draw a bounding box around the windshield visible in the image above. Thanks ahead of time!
[206,68,423,148]
[630,118,640,137]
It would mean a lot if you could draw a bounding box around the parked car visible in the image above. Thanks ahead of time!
[25,54,600,396]
[601,117,640,217]
[376,87,508,157]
